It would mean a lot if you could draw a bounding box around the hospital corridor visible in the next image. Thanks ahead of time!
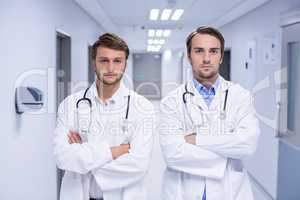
[1,0,300,199]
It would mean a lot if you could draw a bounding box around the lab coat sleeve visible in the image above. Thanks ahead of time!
[159,97,227,179]
[92,100,155,191]
[53,97,113,174]
[196,91,260,159]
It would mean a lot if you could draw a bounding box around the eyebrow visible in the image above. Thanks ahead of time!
[193,47,221,50]
[98,57,124,59]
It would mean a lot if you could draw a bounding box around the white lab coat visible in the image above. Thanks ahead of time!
[54,82,155,200]
[159,76,260,200]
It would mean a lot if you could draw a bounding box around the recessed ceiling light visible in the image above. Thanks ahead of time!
[161,9,172,20]
[159,39,165,45]
[155,45,162,51]
[147,45,154,52]
[147,46,151,52]
[163,29,171,37]
[156,29,163,37]
[147,45,162,52]
[171,9,184,20]
[153,39,160,45]
[150,9,160,20]
[148,29,155,37]
[148,39,154,44]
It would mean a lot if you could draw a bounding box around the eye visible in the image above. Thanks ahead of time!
[99,59,108,63]
[114,59,122,64]
[113,59,124,64]
[210,49,219,54]
[194,48,204,53]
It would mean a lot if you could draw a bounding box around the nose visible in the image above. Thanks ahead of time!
[203,51,211,64]
[107,60,114,72]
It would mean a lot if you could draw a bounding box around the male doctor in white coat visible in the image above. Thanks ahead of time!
[159,26,260,200]
[54,33,155,200]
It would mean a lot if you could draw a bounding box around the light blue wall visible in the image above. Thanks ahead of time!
[0,0,103,199]
[278,140,300,199]
[219,0,300,198]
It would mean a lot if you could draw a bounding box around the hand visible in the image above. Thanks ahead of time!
[67,130,82,144]
[110,144,130,160]
[184,133,196,145]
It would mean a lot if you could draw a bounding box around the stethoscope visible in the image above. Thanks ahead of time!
[76,86,131,137]
[182,82,229,126]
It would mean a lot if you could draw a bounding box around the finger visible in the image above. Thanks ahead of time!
[121,144,130,149]
[123,144,130,152]
[69,130,79,135]
[69,134,77,144]
[67,134,73,144]
[73,133,82,144]
[69,133,79,143]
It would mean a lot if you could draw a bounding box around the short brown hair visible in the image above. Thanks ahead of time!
[91,33,130,60]
[186,26,225,58]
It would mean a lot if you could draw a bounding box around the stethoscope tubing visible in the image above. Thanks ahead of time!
[76,86,130,120]
[182,82,228,117]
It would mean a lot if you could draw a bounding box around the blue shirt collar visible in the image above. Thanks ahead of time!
[193,77,220,95]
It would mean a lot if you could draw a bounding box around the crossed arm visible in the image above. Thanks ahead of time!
[159,91,259,178]
[67,130,130,160]
[54,98,155,191]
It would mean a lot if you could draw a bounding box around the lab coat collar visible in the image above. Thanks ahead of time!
[187,75,230,110]
[189,75,229,92]
[89,80,130,104]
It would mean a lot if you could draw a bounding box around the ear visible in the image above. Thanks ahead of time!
[219,57,223,64]
[187,53,192,65]
[92,60,96,71]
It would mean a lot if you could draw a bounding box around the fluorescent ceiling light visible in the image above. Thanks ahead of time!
[148,39,154,44]
[156,29,163,37]
[159,39,165,45]
[171,9,184,20]
[155,45,162,51]
[147,45,161,52]
[150,9,160,20]
[161,9,172,20]
[163,29,171,37]
[147,46,152,52]
[153,39,160,45]
[147,45,154,52]
[148,29,155,37]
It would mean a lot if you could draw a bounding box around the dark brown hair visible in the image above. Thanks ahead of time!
[186,26,225,58]
[91,33,130,60]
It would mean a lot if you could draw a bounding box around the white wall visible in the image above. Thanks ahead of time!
[161,50,183,97]
[0,0,103,199]
[219,0,300,198]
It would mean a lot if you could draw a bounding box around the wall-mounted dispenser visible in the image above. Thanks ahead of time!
[15,87,44,114]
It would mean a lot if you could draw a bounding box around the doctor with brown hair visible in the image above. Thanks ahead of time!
[54,33,155,200]
[159,26,260,200]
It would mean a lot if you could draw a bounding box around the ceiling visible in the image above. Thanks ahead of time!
[74,0,271,53]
